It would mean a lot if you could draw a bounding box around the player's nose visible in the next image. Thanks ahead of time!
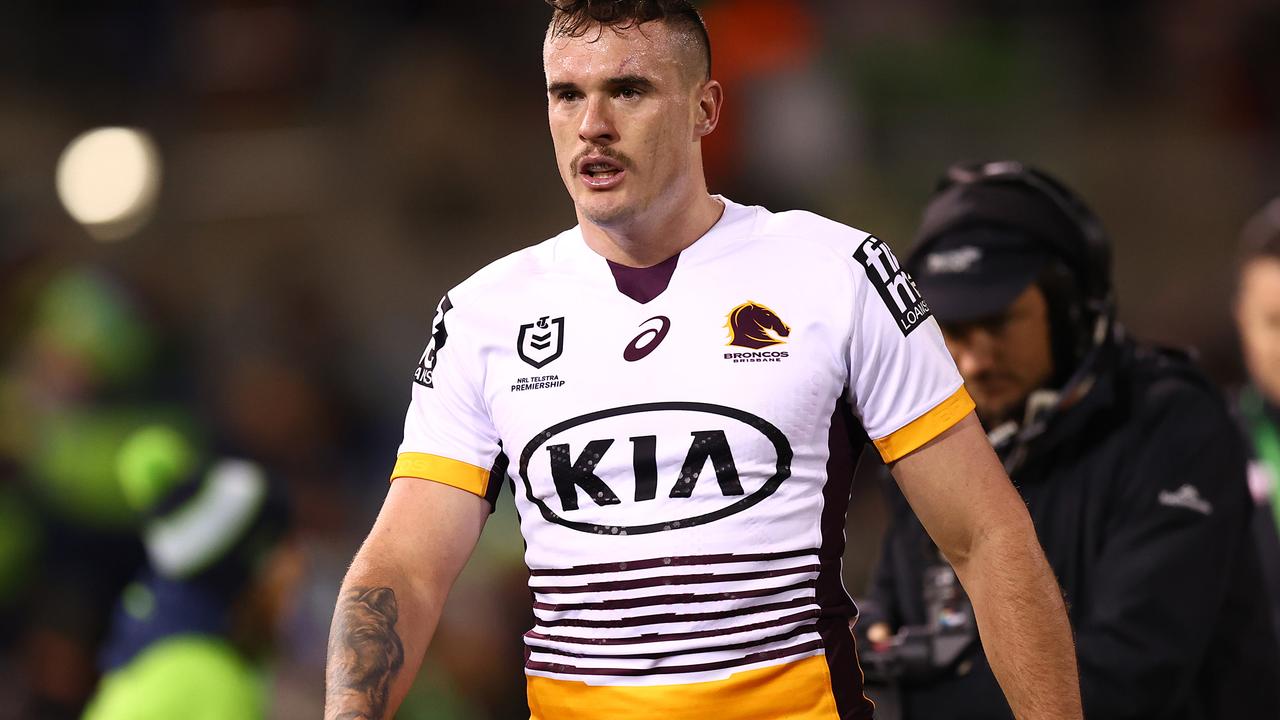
[578,95,618,145]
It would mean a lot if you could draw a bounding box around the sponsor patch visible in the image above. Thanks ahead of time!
[854,236,931,336]
[517,402,793,535]
[414,294,453,388]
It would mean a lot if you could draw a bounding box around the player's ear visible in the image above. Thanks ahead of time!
[695,80,722,138]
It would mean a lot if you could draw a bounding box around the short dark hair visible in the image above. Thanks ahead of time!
[1240,197,1280,269]
[545,0,712,80]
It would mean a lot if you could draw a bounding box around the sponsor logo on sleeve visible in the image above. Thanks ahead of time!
[518,316,565,369]
[414,294,453,388]
[854,236,932,336]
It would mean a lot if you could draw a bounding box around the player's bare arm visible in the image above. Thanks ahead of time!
[324,478,488,720]
[891,412,1082,720]
[326,585,405,720]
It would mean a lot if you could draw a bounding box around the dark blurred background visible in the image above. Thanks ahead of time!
[1,1,1277,717]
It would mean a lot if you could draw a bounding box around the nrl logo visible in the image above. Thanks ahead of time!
[518,316,565,369]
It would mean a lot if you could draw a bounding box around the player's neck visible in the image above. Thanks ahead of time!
[579,192,725,268]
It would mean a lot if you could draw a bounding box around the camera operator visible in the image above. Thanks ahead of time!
[860,161,1280,719]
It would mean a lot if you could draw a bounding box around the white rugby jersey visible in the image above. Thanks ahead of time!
[394,197,973,720]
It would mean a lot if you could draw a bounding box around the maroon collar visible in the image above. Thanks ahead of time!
[606,253,680,304]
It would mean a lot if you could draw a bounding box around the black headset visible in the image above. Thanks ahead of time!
[923,161,1121,469]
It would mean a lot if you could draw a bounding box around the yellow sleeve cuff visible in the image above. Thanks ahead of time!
[873,386,975,463]
[391,452,491,497]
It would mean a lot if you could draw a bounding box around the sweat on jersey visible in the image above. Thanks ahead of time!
[393,197,973,720]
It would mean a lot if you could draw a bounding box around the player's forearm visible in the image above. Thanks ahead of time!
[324,554,438,720]
[325,479,488,720]
[951,515,1082,720]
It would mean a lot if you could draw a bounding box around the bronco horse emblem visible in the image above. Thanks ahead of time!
[725,301,791,349]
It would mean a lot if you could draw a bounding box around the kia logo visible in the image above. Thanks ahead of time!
[623,316,671,362]
[518,402,793,535]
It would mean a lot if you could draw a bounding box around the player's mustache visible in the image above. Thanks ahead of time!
[571,147,633,172]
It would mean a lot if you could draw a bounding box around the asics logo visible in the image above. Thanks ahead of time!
[623,316,671,362]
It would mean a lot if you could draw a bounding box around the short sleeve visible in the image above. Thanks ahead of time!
[846,235,974,463]
[392,293,506,508]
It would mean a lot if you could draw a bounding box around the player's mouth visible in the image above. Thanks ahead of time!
[578,156,626,190]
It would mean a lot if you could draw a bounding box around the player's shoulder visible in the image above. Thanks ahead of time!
[747,202,933,334]
[448,229,572,302]
[746,203,900,281]
[749,204,881,263]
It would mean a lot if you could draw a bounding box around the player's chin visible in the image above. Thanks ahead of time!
[578,195,638,227]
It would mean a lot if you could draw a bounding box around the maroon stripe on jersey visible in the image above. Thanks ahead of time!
[529,564,821,595]
[524,620,814,661]
[525,639,825,677]
[533,596,815,628]
[607,253,679,304]
[817,400,862,615]
[818,617,875,719]
[526,623,818,661]
[484,446,508,509]
[531,579,815,612]
[818,399,875,718]
[528,548,819,577]
[527,608,820,646]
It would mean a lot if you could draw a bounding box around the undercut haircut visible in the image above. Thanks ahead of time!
[545,0,712,81]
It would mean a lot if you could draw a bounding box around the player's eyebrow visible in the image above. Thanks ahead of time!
[546,75,657,95]
[546,80,580,95]
[604,74,656,91]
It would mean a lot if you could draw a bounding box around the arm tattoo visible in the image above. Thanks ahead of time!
[325,586,406,720]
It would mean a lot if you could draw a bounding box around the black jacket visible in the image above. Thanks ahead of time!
[865,340,1280,719]
[1240,387,1280,654]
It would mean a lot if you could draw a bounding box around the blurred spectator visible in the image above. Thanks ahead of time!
[82,425,299,720]
[860,161,1280,719]
[6,267,188,720]
[1235,196,1280,647]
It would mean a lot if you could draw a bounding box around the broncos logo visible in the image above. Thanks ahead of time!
[725,301,791,349]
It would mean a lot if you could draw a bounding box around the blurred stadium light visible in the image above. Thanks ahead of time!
[55,127,161,242]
